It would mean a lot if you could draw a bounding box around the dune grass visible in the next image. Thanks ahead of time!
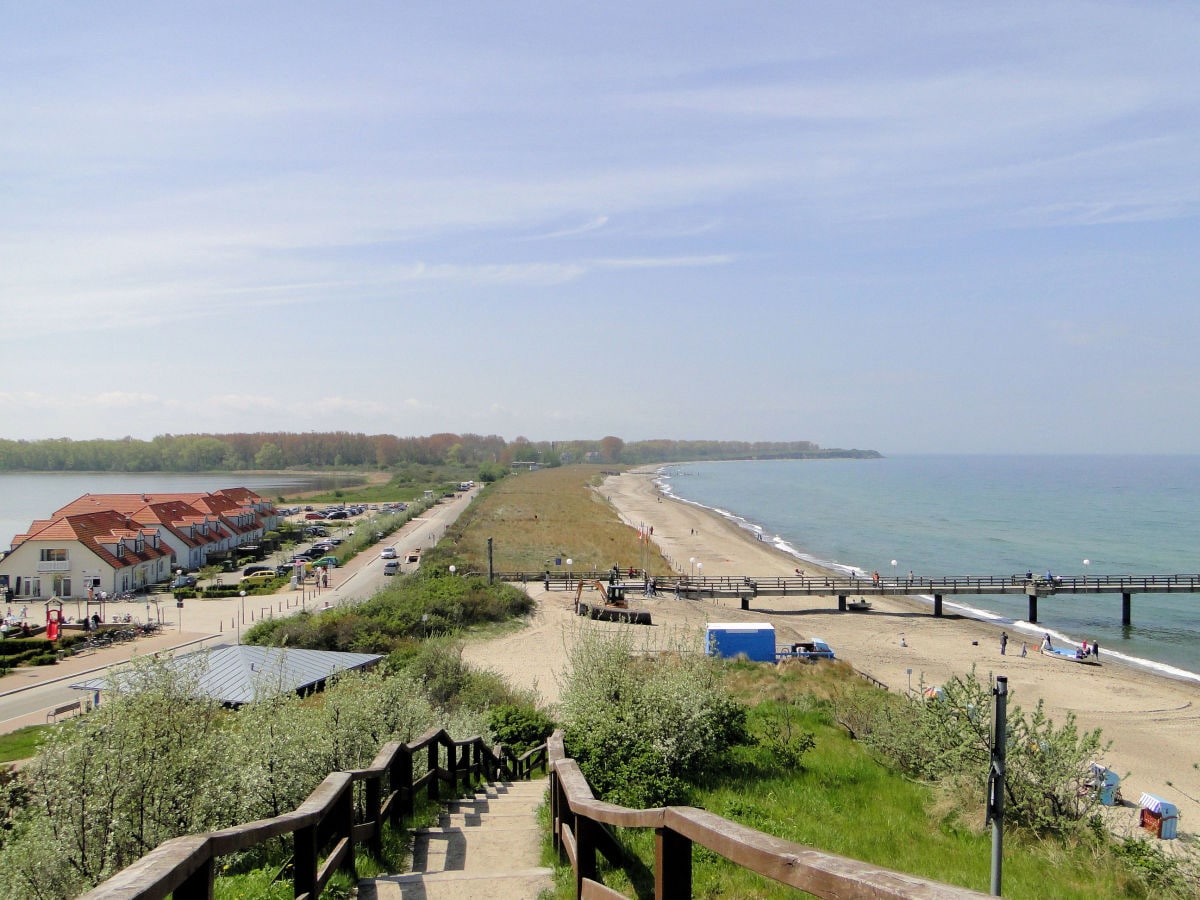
[440,465,674,577]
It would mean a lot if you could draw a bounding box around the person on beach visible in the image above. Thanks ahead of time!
[1021,642,1028,658]
[1092,639,1100,658]
[1042,633,1053,651]
[1000,631,1008,655]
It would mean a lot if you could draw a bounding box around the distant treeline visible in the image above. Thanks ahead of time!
[0,433,880,473]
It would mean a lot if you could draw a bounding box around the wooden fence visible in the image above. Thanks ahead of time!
[81,728,547,900]
[547,732,988,899]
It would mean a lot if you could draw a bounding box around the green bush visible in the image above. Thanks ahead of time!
[487,705,556,756]
[558,628,749,808]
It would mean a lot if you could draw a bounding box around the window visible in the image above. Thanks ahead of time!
[115,540,125,558]
[24,578,41,598]
[39,548,68,562]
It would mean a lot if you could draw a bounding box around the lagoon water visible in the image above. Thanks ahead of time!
[657,456,1200,681]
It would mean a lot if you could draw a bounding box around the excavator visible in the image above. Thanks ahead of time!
[574,580,652,625]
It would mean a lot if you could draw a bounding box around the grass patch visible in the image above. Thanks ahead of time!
[437,465,673,576]
[0,724,48,764]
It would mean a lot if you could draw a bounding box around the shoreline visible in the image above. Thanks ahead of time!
[596,466,1200,836]
[654,467,1200,688]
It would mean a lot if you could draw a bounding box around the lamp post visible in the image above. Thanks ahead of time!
[689,557,695,578]
[891,559,897,585]
[696,562,703,581]
[1083,559,1090,585]
[566,558,573,586]
[449,565,456,576]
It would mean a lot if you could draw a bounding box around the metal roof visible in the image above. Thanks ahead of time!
[72,645,382,706]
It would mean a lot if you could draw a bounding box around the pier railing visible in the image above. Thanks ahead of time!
[500,571,1200,626]
[81,728,547,900]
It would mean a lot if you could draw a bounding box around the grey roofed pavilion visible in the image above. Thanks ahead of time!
[71,645,383,706]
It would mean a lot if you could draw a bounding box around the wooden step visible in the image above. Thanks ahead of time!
[358,779,551,900]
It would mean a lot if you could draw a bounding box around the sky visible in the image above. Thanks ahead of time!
[2,2,1198,454]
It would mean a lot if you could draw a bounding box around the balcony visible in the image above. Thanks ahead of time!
[37,560,71,573]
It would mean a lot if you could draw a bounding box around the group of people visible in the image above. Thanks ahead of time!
[1038,632,1100,659]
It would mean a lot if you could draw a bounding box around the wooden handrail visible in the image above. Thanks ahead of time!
[548,730,989,899]
[80,728,546,900]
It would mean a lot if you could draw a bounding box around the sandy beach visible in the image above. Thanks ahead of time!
[463,468,1200,839]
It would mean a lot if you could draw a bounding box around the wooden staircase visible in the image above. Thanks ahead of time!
[358,778,552,899]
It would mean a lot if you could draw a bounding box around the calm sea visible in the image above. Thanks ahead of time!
[0,471,353,553]
[657,456,1200,682]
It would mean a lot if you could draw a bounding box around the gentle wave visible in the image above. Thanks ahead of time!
[655,466,1200,685]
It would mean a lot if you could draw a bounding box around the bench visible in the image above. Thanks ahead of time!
[46,700,82,723]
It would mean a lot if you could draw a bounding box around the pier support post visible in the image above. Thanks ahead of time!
[838,594,847,612]
[933,594,943,617]
[740,595,750,610]
[1027,593,1038,624]
[1122,592,1132,627]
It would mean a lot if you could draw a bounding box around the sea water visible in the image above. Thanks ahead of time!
[656,456,1200,682]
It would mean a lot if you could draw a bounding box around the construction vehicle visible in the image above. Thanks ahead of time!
[574,580,651,625]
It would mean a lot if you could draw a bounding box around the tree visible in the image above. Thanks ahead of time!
[254,441,285,469]
[599,435,624,463]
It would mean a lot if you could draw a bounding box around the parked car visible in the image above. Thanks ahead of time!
[326,510,349,520]
[313,556,339,568]
[172,574,197,589]
[304,512,324,520]
[240,572,276,588]
[243,565,274,577]
[380,547,397,559]
[383,560,400,575]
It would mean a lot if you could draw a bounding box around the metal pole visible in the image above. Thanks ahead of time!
[487,537,494,584]
[988,675,1008,896]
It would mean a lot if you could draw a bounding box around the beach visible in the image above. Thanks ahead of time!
[463,468,1200,838]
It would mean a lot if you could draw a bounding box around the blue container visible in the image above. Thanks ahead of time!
[705,623,776,662]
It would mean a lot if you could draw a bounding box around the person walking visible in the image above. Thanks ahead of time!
[1000,631,1008,655]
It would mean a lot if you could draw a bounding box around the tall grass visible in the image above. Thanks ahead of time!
[441,465,673,576]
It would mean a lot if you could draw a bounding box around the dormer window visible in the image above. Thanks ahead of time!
[115,540,125,558]
[134,536,144,553]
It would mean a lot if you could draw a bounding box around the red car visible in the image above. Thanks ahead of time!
[304,512,325,520]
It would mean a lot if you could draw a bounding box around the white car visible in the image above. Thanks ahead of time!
[380,547,397,559]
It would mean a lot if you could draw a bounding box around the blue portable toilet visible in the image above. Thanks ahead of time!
[705,622,775,662]
[1138,793,1179,839]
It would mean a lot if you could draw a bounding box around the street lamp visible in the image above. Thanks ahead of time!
[696,562,703,580]
[566,558,573,585]
[1083,559,1090,584]
[891,559,897,584]
[448,565,456,576]
[239,591,246,626]
[689,557,696,578]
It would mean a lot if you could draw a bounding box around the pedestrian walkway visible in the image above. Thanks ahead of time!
[359,779,552,900]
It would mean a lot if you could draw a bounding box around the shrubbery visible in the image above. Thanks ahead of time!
[0,654,493,899]
[558,628,749,808]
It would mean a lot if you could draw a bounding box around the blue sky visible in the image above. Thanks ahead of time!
[2,2,1198,453]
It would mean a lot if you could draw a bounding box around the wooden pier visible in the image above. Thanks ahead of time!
[506,571,1200,626]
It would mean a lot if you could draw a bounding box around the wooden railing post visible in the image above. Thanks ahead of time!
[366,770,383,859]
[427,741,440,802]
[172,857,214,900]
[337,783,357,879]
[293,824,318,899]
[395,745,414,823]
[448,741,460,796]
[549,768,562,853]
[576,814,597,893]
[655,827,692,899]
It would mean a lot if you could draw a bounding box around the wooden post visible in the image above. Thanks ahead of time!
[933,593,943,617]
[366,771,383,859]
[448,741,460,796]
[338,785,357,879]
[1027,592,1038,624]
[428,742,440,802]
[655,827,692,899]
[1122,592,1132,627]
[740,595,749,610]
[396,746,414,822]
[576,816,597,893]
[549,769,562,853]
[172,858,214,900]
[838,594,847,611]
[293,824,318,900]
